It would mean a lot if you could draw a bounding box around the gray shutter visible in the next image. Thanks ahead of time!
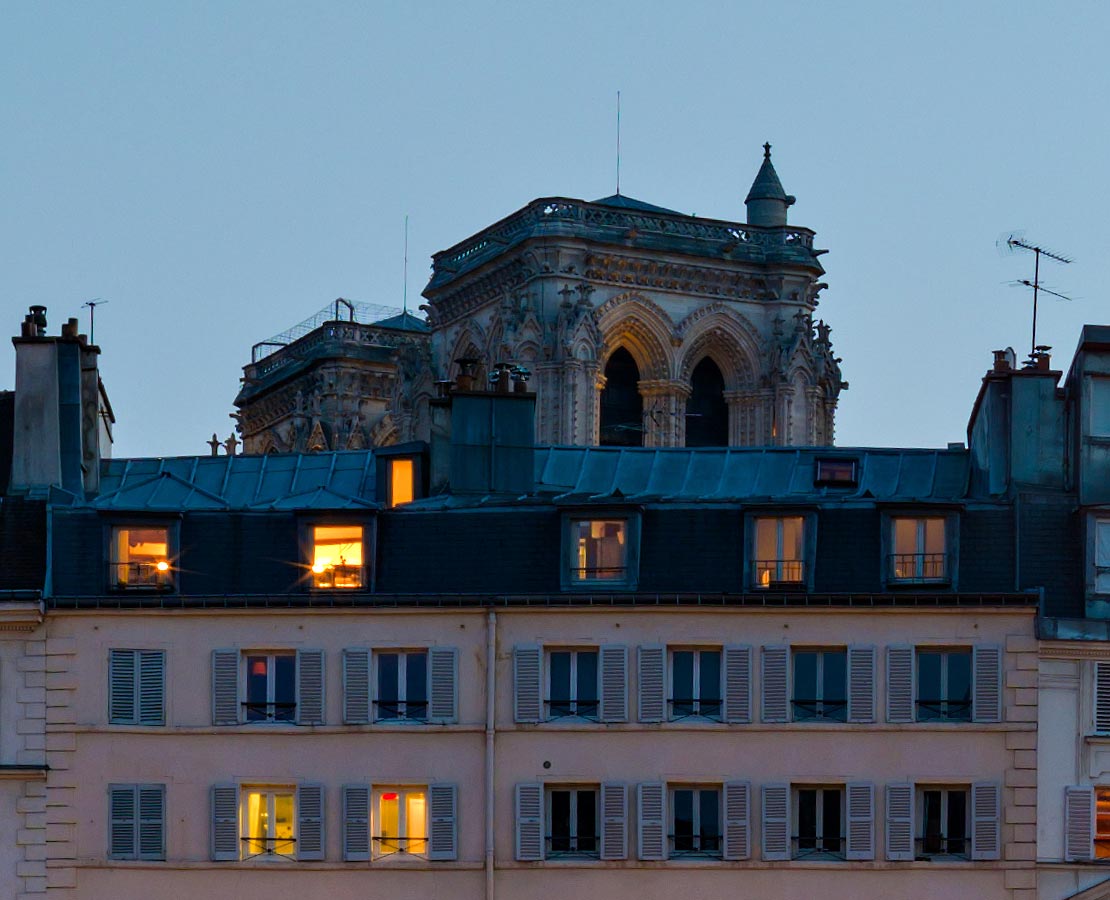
[637,645,665,723]
[885,783,914,861]
[1065,786,1095,862]
[847,645,875,723]
[428,783,458,860]
[761,783,790,861]
[636,782,666,861]
[1096,663,1110,733]
[429,647,458,723]
[972,645,1002,724]
[108,785,137,859]
[723,645,752,724]
[296,649,326,726]
[342,784,371,861]
[600,644,628,723]
[138,785,165,860]
[211,649,239,726]
[513,645,542,724]
[600,782,627,860]
[139,651,165,726]
[109,650,136,724]
[886,645,915,723]
[515,783,543,861]
[845,782,875,860]
[210,784,239,861]
[970,781,1000,860]
[761,645,788,723]
[297,783,325,860]
[723,781,751,860]
[343,649,371,725]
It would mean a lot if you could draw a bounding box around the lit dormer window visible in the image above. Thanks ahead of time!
[311,525,364,589]
[109,525,172,590]
[389,458,415,507]
[814,458,857,487]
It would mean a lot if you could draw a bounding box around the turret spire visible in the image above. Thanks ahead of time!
[745,142,796,227]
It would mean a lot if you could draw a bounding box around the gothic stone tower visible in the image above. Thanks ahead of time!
[421,146,846,447]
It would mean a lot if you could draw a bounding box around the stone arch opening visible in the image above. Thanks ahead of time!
[686,357,728,446]
[600,347,643,447]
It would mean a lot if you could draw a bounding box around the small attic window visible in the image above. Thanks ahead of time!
[814,458,857,487]
[389,458,415,507]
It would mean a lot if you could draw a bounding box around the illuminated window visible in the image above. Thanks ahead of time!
[917,786,969,858]
[570,519,627,582]
[670,786,721,857]
[669,649,722,720]
[547,786,598,857]
[815,458,857,487]
[375,650,428,721]
[374,787,427,858]
[546,649,599,719]
[794,786,844,860]
[753,516,805,588]
[241,787,295,859]
[244,653,296,723]
[916,649,971,722]
[1097,788,1110,858]
[792,649,847,722]
[390,458,415,507]
[110,525,171,589]
[311,525,363,589]
[890,517,948,583]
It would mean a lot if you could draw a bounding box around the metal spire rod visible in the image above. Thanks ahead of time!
[1004,235,1073,357]
[403,215,409,314]
[616,90,621,196]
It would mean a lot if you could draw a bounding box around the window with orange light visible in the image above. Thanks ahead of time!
[311,525,363,589]
[753,516,805,588]
[570,519,627,582]
[374,787,427,858]
[1097,789,1110,858]
[241,787,295,859]
[390,458,415,507]
[109,526,172,589]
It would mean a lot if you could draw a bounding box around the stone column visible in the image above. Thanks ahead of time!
[639,380,691,447]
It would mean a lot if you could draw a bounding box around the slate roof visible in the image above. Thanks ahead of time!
[745,155,792,203]
[0,496,46,590]
[593,194,681,215]
[373,311,431,333]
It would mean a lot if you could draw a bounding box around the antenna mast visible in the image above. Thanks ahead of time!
[403,215,409,314]
[1002,235,1074,357]
[615,90,621,196]
[81,298,108,344]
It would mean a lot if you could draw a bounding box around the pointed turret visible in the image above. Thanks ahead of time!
[745,142,796,227]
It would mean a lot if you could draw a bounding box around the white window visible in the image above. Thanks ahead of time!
[546,649,599,719]
[375,650,428,721]
[670,786,721,857]
[792,648,847,722]
[917,786,969,859]
[890,517,947,583]
[1096,519,1110,594]
[669,648,722,719]
[916,649,972,722]
[374,787,428,858]
[310,525,364,589]
[241,787,295,859]
[244,653,296,723]
[794,786,844,860]
[569,519,627,583]
[546,786,599,857]
[753,516,805,587]
[109,525,172,589]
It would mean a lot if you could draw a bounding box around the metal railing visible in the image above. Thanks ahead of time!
[374,700,429,722]
[109,563,172,590]
[373,836,428,857]
[668,834,722,857]
[545,835,599,857]
[569,566,627,582]
[915,698,971,722]
[241,835,296,859]
[753,560,805,587]
[242,701,296,723]
[889,553,948,583]
[312,564,363,590]
[791,835,845,860]
[668,698,723,720]
[545,699,599,720]
[791,698,847,722]
[916,836,968,858]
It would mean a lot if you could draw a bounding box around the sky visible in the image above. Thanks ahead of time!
[2,1,1108,457]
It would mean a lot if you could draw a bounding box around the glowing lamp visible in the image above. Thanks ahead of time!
[311,562,326,574]
[382,792,398,801]
[155,561,170,572]
[251,659,267,677]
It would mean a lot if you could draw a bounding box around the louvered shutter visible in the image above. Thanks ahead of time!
[884,783,914,861]
[429,647,458,723]
[138,785,165,860]
[761,784,790,860]
[886,645,915,723]
[600,783,627,860]
[343,649,371,725]
[723,645,752,724]
[1096,663,1110,733]
[428,783,458,860]
[761,645,788,723]
[972,645,1002,724]
[845,782,875,860]
[109,785,137,859]
[637,782,666,860]
[210,784,239,860]
[342,784,371,861]
[211,650,239,726]
[109,650,136,724]
[515,783,543,861]
[1065,786,1095,862]
[599,645,628,722]
[296,649,325,726]
[637,645,665,723]
[297,783,325,860]
[847,645,875,723]
[723,781,751,860]
[139,651,165,726]
[513,645,542,723]
[970,781,1001,860]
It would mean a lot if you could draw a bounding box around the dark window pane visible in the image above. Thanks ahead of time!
[822,790,841,852]
[947,652,972,706]
[798,789,817,848]
[673,790,694,851]
[549,652,571,715]
[577,790,597,852]
[823,651,847,703]
[577,651,599,706]
[378,653,399,719]
[274,655,295,721]
[918,652,942,720]
[700,652,721,702]
[673,652,694,716]
[406,653,427,718]
[923,790,942,854]
[793,652,817,719]
[550,791,571,852]
[948,790,967,854]
[246,655,267,722]
[700,790,720,852]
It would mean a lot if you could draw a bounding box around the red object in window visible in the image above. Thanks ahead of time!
[251,659,267,676]
[382,792,398,801]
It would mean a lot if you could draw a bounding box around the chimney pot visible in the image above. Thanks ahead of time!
[62,318,79,339]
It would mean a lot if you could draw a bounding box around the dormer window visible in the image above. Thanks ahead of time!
[109,525,173,590]
[311,525,364,589]
[752,516,806,588]
[561,513,640,590]
[389,458,415,507]
[815,458,857,487]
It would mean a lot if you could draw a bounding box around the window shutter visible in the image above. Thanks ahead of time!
[637,645,665,723]
[429,647,458,723]
[847,645,875,724]
[761,783,790,861]
[138,785,165,860]
[761,645,788,723]
[343,648,371,725]
[108,785,137,859]
[428,783,458,860]
[884,783,914,861]
[599,644,628,723]
[845,782,875,860]
[886,645,915,723]
[297,783,325,860]
[210,784,239,861]
[109,650,136,724]
[723,781,751,860]
[138,651,165,726]
[970,781,1001,860]
[1097,663,1110,733]
[723,645,752,724]
[1065,786,1095,862]
[600,782,627,860]
[972,645,1002,724]
[513,645,542,724]
[342,784,371,862]
[515,783,543,861]
[296,649,326,726]
[636,782,666,861]
[211,650,239,726]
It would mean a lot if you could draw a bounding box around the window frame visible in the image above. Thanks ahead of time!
[1090,376,1110,439]
[814,458,858,488]
[545,647,600,721]
[1096,786,1110,859]
[560,510,641,591]
[1088,514,1110,597]
[791,647,848,723]
[668,647,723,721]
[915,785,970,860]
[300,517,374,592]
[545,784,600,859]
[241,652,297,724]
[915,647,973,723]
[373,648,430,723]
[373,785,430,860]
[792,785,845,861]
[108,648,166,726]
[668,784,722,859]
[882,510,958,588]
[744,510,816,591]
[104,520,178,593]
[240,785,297,860]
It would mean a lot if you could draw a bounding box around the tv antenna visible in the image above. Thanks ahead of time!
[402,214,409,314]
[999,233,1073,357]
[81,298,108,344]
[615,90,621,196]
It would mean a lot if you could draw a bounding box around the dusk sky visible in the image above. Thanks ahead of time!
[2,2,1107,458]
